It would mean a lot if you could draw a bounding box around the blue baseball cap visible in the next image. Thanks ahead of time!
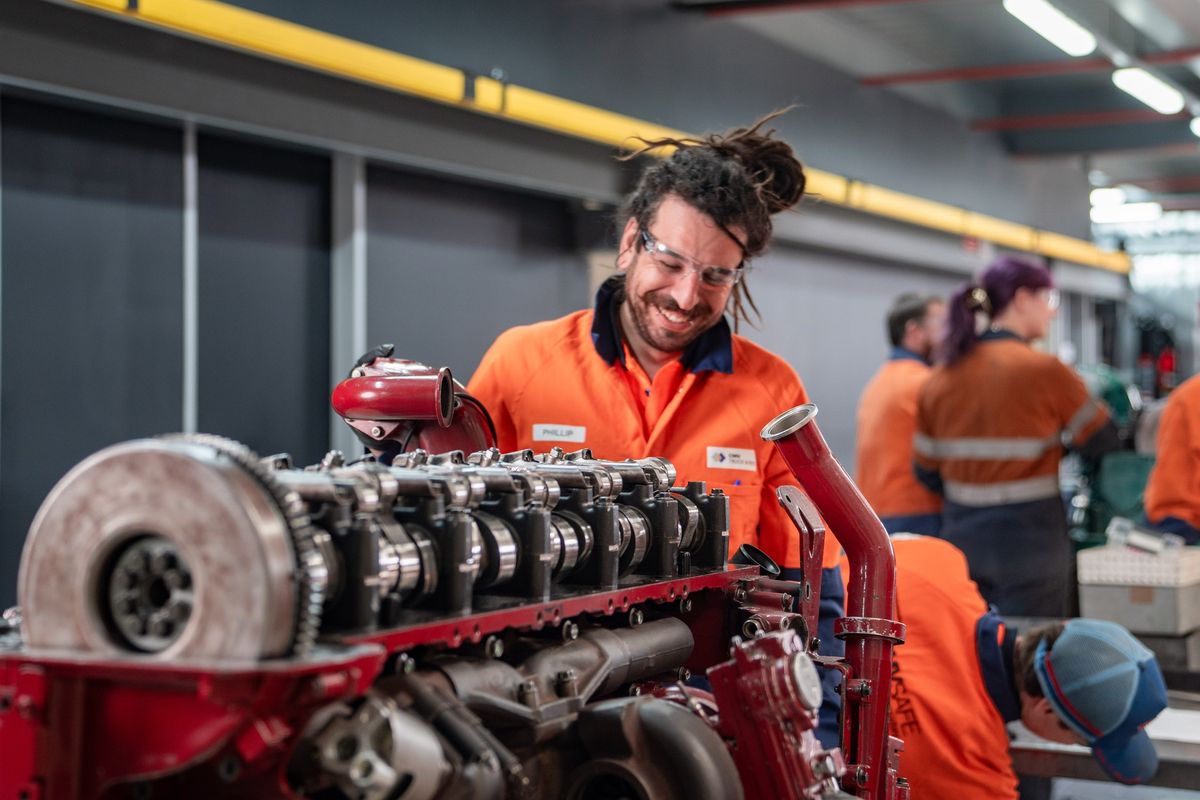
[1034,619,1168,785]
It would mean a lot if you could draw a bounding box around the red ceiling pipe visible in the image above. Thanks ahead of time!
[862,46,1200,88]
[971,108,1189,132]
[761,404,905,799]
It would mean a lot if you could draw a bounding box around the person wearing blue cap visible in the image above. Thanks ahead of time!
[843,535,1169,799]
[1024,617,1169,785]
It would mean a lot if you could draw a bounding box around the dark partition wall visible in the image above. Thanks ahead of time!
[196,133,331,468]
[365,166,587,381]
[0,96,184,606]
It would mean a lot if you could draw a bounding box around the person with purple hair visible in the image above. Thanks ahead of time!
[913,256,1119,617]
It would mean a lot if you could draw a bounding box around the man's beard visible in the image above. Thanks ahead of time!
[625,287,717,354]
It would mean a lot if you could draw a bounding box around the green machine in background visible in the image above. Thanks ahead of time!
[1067,365,1157,549]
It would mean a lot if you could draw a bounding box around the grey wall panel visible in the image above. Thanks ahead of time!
[0,96,183,605]
[365,166,588,380]
[196,133,331,468]
[745,246,963,472]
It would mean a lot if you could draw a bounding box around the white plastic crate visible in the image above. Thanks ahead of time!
[1077,545,1200,588]
[1078,546,1200,635]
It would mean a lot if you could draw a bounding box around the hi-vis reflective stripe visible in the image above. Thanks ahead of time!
[1063,398,1104,445]
[914,433,1060,460]
[943,475,1061,506]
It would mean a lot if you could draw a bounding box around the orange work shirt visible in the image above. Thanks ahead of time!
[467,283,839,570]
[916,332,1110,507]
[1145,373,1200,534]
[841,535,1019,800]
[855,350,942,518]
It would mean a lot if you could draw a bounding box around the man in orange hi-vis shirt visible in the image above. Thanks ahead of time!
[1145,373,1200,543]
[855,293,945,535]
[841,535,1168,799]
[468,113,846,746]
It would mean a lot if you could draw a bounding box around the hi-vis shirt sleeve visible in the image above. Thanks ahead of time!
[1145,386,1200,534]
[912,381,944,496]
[466,333,521,451]
[1051,361,1111,449]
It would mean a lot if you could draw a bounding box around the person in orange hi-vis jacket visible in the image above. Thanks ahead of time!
[915,256,1118,617]
[468,111,845,746]
[856,292,946,535]
[1144,372,1200,543]
[840,535,1168,800]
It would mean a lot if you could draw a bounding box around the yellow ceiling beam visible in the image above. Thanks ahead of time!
[65,0,1129,274]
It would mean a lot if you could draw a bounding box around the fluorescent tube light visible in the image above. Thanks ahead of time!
[1112,68,1185,114]
[1090,202,1162,224]
[1089,187,1126,207]
[1191,117,1200,138]
[1003,0,1097,57]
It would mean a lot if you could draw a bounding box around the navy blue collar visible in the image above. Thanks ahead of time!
[890,346,928,364]
[977,609,1022,723]
[980,328,1024,344]
[589,275,734,375]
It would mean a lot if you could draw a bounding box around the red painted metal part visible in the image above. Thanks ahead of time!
[709,631,845,799]
[1,568,759,800]
[0,648,385,800]
[971,108,1189,132]
[345,567,758,652]
[331,366,453,426]
[331,357,496,455]
[762,404,904,800]
[775,485,829,650]
[860,46,1200,87]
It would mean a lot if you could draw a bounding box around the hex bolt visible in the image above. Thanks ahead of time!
[370,426,384,438]
[855,766,868,787]
[519,678,540,707]
[484,636,504,659]
[676,667,691,682]
[561,621,579,642]
[678,596,693,613]
[628,684,643,696]
[628,608,644,627]
[733,586,748,603]
[555,669,578,696]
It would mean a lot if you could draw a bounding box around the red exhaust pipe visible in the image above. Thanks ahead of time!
[761,404,905,799]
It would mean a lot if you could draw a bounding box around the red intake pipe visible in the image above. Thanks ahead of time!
[331,364,454,427]
[761,404,905,799]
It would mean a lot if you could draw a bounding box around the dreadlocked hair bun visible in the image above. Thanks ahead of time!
[712,112,807,215]
[619,107,806,257]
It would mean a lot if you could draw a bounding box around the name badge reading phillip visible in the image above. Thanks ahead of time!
[533,424,586,443]
[707,446,757,471]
